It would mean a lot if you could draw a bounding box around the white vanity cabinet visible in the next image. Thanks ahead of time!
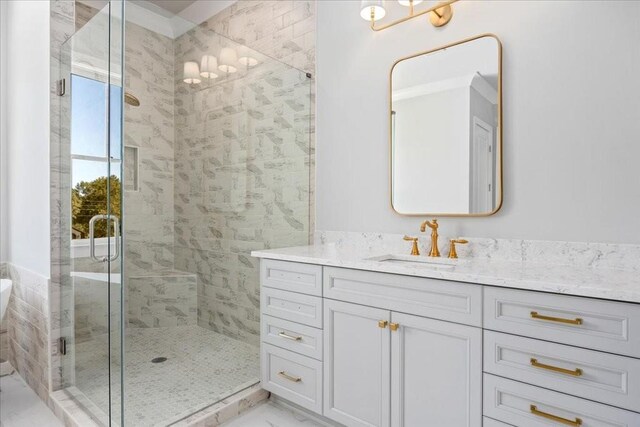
[389,312,482,427]
[257,258,640,427]
[323,299,391,427]
[322,299,482,427]
[260,259,482,426]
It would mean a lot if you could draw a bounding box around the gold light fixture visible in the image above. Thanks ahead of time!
[360,0,458,31]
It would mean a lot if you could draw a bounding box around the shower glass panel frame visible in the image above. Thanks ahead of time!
[58,1,124,425]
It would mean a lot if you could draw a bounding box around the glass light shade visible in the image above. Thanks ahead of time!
[237,46,258,67]
[218,47,238,73]
[200,55,219,79]
[398,0,423,6]
[360,0,386,21]
[183,61,201,84]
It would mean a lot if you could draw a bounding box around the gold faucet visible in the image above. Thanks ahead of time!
[419,219,440,257]
[448,239,468,259]
[403,235,420,256]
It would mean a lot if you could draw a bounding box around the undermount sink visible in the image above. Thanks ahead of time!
[366,254,456,269]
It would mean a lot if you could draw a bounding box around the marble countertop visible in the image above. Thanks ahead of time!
[252,244,640,304]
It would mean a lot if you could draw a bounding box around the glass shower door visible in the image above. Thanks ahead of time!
[58,1,124,425]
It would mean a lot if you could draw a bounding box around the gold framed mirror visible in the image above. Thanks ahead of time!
[390,34,502,216]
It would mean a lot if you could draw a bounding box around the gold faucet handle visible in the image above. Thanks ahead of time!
[403,235,420,256]
[448,239,468,259]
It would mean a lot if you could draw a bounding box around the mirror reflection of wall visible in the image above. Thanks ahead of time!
[391,35,501,216]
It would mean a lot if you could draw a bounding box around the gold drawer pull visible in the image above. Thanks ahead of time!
[530,404,582,426]
[389,322,399,331]
[278,331,302,341]
[378,320,388,328]
[278,371,301,383]
[530,311,583,325]
[530,358,583,377]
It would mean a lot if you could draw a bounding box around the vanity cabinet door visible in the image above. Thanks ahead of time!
[323,299,391,427]
[390,312,482,427]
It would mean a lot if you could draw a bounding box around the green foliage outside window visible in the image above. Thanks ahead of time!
[71,175,121,239]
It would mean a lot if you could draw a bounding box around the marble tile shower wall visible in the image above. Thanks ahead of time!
[173,1,315,346]
[0,264,51,402]
[202,0,316,231]
[127,271,197,328]
[51,0,75,393]
[123,21,176,275]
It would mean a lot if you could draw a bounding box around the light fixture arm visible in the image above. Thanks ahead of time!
[369,0,458,31]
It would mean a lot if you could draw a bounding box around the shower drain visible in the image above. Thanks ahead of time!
[151,357,168,363]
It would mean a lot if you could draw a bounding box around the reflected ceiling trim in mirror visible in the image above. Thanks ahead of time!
[389,33,503,217]
[361,0,458,31]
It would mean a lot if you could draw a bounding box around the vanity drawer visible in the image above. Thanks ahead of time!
[261,315,323,360]
[483,374,640,427]
[323,267,482,326]
[261,259,322,296]
[483,417,513,427]
[261,343,322,413]
[484,287,640,358]
[484,330,640,412]
[261,287,323,328]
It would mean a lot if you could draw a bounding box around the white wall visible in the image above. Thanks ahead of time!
[0,1,8,264]
[316,1,640,244]
[0,1,51,275]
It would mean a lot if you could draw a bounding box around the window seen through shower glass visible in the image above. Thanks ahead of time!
[70,74,122,239]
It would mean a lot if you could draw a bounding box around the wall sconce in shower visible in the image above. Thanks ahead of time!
[183,61,201,84]
[360,0,457,31]
[200,55,219,79]
[218,48,238,74]
[237,46,259,67]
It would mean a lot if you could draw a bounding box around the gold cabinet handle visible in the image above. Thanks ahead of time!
[378,320,388,328]
[389,322,399,331]
[530,358,583,377]
[278,331,302,341]
[530,311,583,325]
[530,405,582,426]
[278,371,301,383]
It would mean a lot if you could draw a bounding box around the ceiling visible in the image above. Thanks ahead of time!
[145,0,198,15]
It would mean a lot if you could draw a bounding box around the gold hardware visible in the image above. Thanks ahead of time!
[378,320,388,328]
[419,219,440,257]
[530,358,583,377]
[369,0,457,32]
[448,239,468,259]
[278,371,302,383]
[389,35,503,218]
[124,92,140,107]
[530,311,583,325]
[389,322,399,331]
[530,405,582,426]
[403,235,420,256]
[278,331,302,341]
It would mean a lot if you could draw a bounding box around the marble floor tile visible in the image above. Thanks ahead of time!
[72,325,260,426]
[0,373,63,427]
[221,401,325,427]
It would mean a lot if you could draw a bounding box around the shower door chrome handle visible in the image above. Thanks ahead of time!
[89,214,107,262]
[89,214,120,262]
[108,215,120,262]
